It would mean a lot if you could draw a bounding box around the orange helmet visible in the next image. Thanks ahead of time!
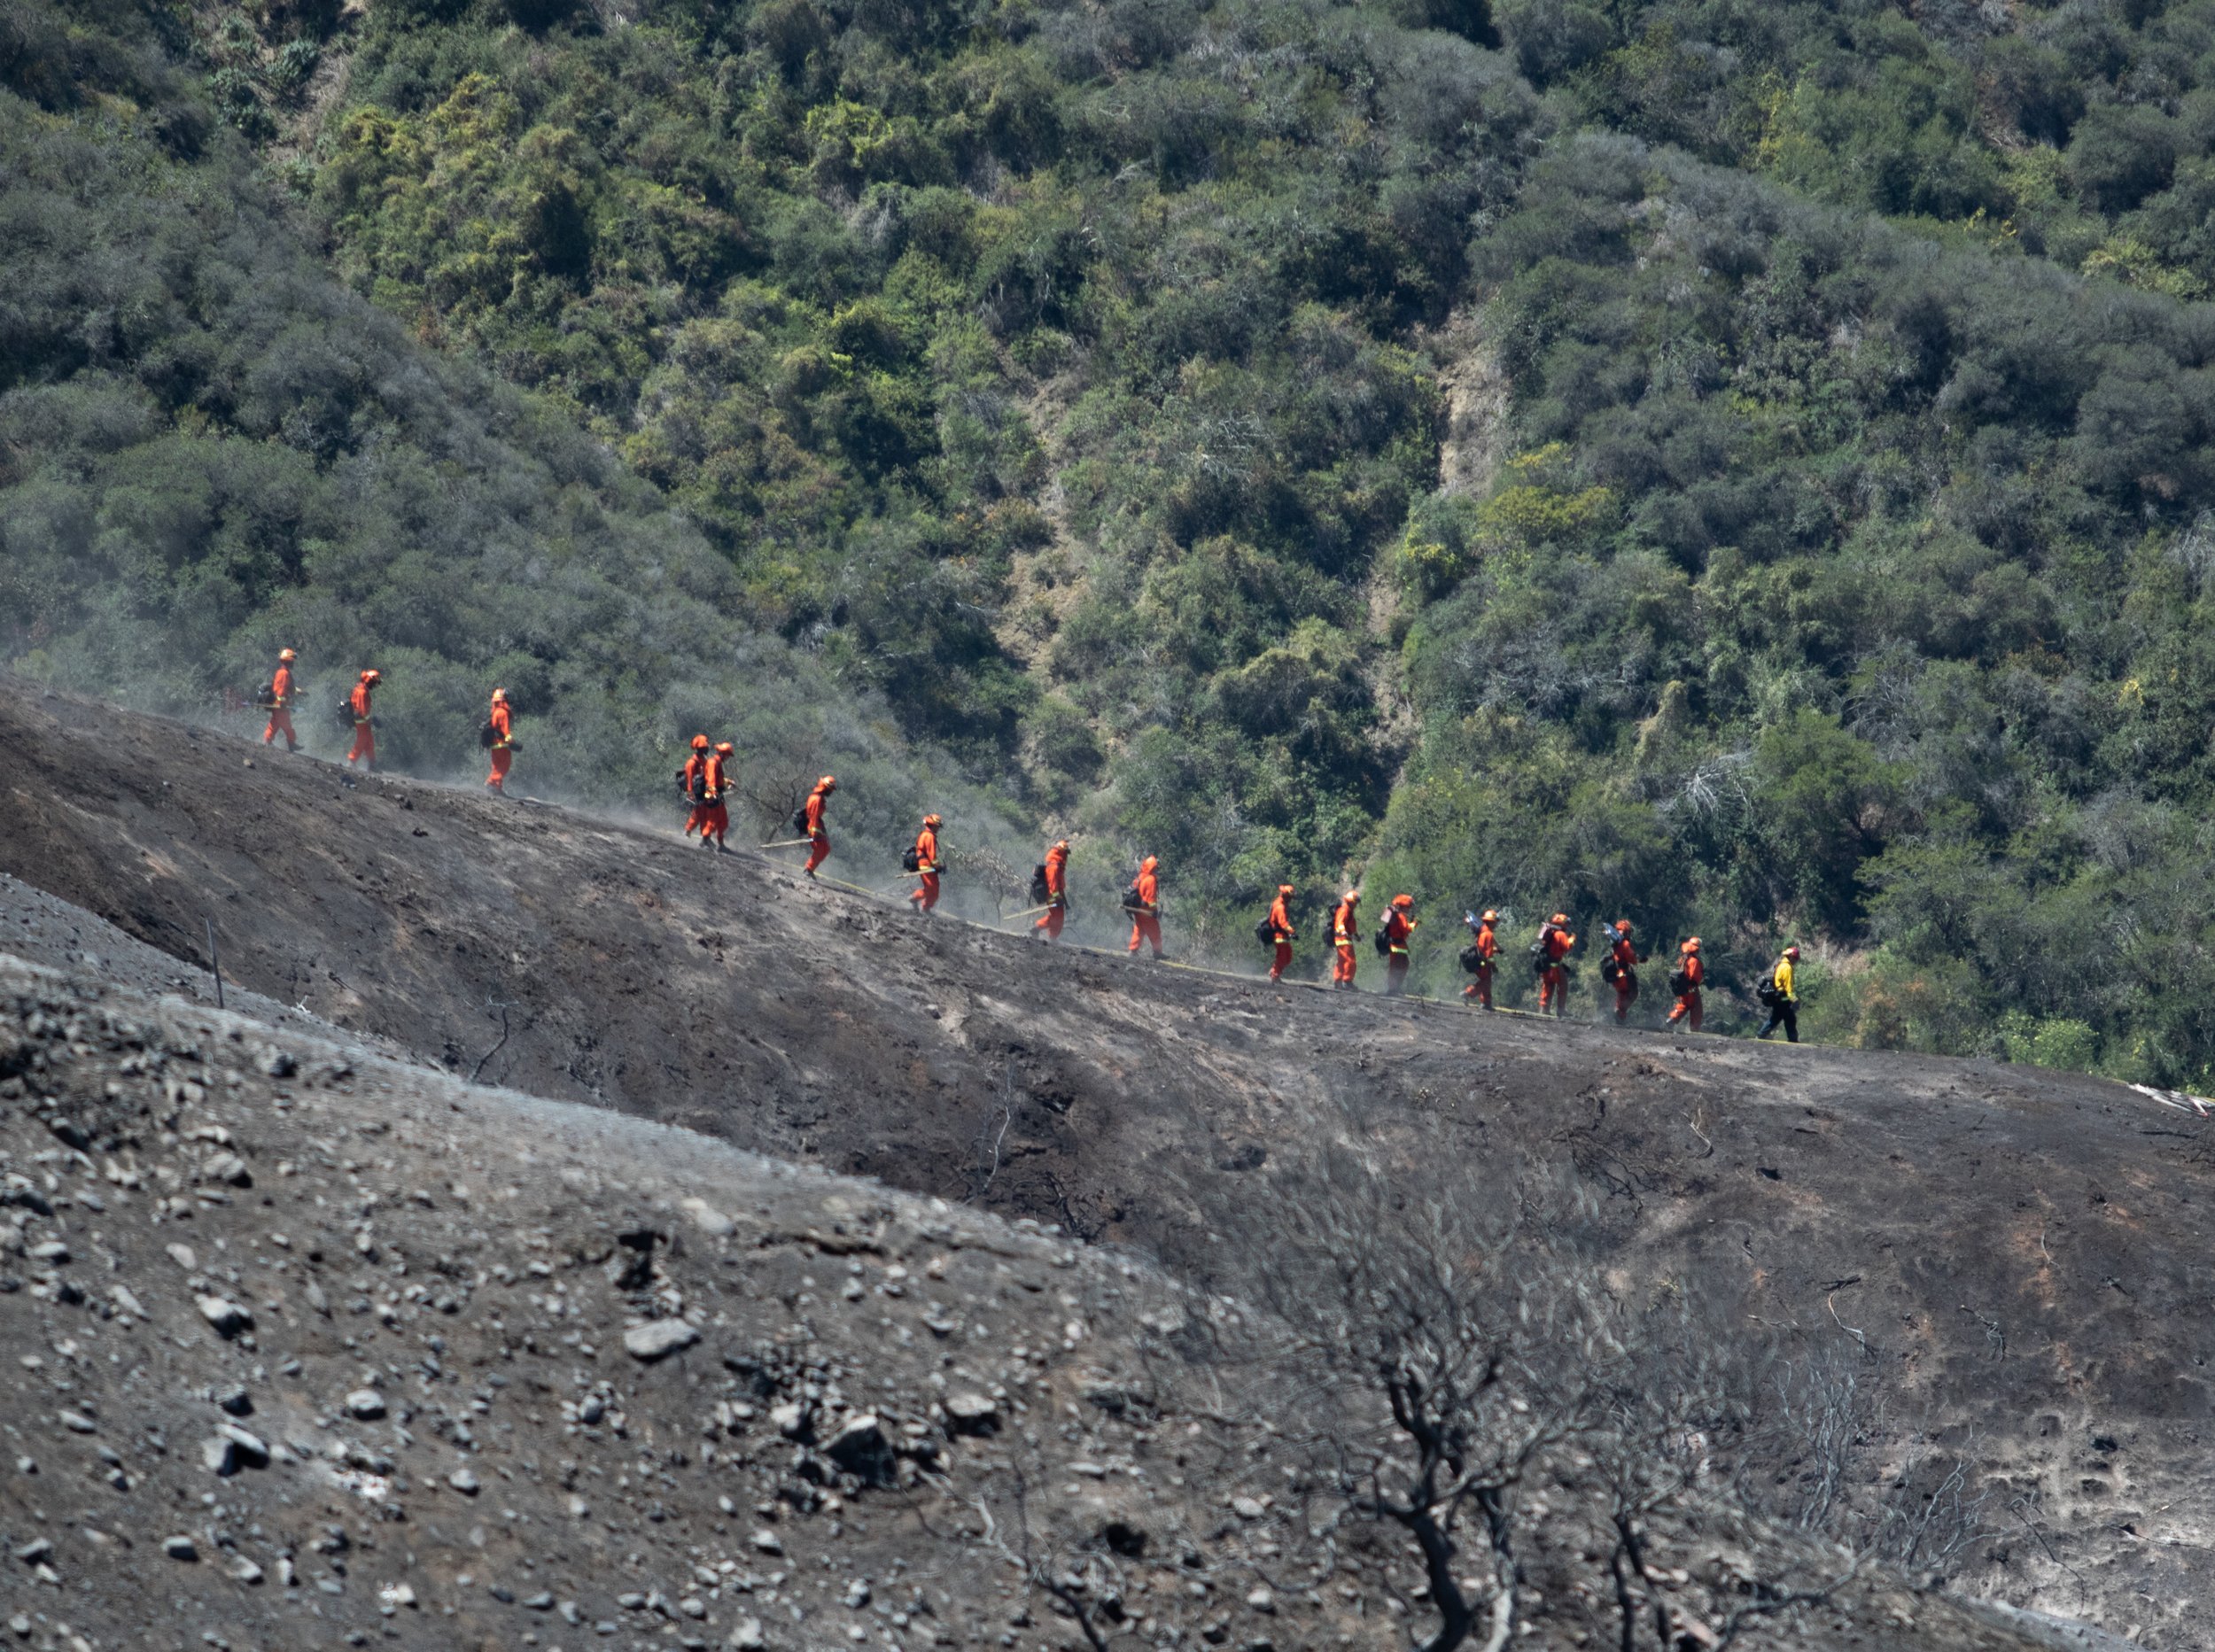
[923,813,943,827]
[1784,945,1800,959]
[1343,890,1360,904]
[361,669,380,685]
[715,741,734,756]
[1391,894,1414,909]
[278,648,297,663]
[1140,856,1157,873]
[1614,919,1632,935]
[492,687,508,703]
[1278,884,1294,896]
[1550,912,1568,927]
[1481,909,1497,922]
[1053,839,1069,852]
[818,775,837,791]
[1683,936,1701,954]
[691,734,710,750]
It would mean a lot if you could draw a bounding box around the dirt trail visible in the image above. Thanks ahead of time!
[3,679,2213,1642]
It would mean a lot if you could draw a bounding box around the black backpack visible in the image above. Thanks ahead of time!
[1459,944,1482,973]
[1122,881,1146,912]
[332,695,355,732]
[1669,967,1692,996]
[791,804,811,833]
[1373,923,1391,958]
[1029,865,1051,904]
[689,767,710,803]
[1254,917,1277,944]
[902,845,921,873]
[1600,956,1622,983]
[478,720,497,749]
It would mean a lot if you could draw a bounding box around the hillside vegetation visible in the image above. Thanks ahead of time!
[19,0,2215,1080]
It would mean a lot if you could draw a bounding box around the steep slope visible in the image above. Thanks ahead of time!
[4,681,2215,1643]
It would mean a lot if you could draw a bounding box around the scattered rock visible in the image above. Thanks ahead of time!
[346,1389,387,1420]
[447,1467,480,1496]
[197,1296,252,1338]
[728,1617,766,1649]
[625,1320,701,1362]
[233,1557,266,1585]
[825,1414,894,1483]
[163,1537,198,1562]
[769,1400,808,1439]
[216,1386,252,1416]
[58,1410,96,1434]
[218,1423,270,1466]
[681,1196,735,1237]
[750,1529,784,1556]
[1246,1588,1274,1614]
[13,1540,53,1565]
[944,1393,999,1435]
[1232,1496,1267,1521]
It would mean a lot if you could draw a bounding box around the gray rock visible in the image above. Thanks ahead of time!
[216,1386,252,1416]
[728,1617,766,1650]
[769,1400,808,1439]
[218,1423,269,1466]
[28,1240,68,1264]
[680,1197,735,1237]
[346,1389,387,1420]
[750,1529,784,1555]
[447,1467,480,1495]
[825,1415,894,1482]
[202,1436,238,1477]
[680,1596,708,1619]
[202,1152,252,1188]
[165,1243,196,1271]
[197,1296,252,1338]
[13,1539,52,1564]
[625,1320,701,1362]
[232,1557,266,1585]
[163,1536,198,1562]
[944,1393,999,1435]
[58,1410,95,1434]
[578,1395,606,1424]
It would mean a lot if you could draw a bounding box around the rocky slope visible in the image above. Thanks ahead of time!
[2,680,2211,1644]
[0,952,2132,1652]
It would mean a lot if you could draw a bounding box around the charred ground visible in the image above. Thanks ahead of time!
[1,681,2210,1644]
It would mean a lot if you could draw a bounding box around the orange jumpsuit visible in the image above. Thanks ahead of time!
[700,752,732,845]
[1667,953,1705,1032]
[681,754,711,839]
[263,665,296,750]
[1607,934,1643,1023]
[1384,908,1416,996]
[1462,920,1498,1008]
[1127,861,1162,958]
[909,826,940,912]
[804,785,833,875]
[1032,844,1069,940]
[1267,893,1294,982]
[486,700,513,792]
[1330,900,1358,988]
[1537,924,1576,1017]
[347,679,376,769]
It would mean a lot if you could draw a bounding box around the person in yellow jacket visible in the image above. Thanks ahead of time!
[1756,945,1800,1043]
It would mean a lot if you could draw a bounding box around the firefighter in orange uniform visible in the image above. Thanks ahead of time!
[1266,885,1295,983]
[804,776,836,877]
[1126,857,1162,958]
[263,649,299,751]
[1603,919,1645,1024]
[347,671,380,771]
[909,814,943,912]
[1330,890,1360,989]
[1033,841,1070,940]
[1383,895,1418,997]
[486,688,515,794]
[680,735,712,842]
[700,741,735,850]
[1536,913,1576,1018]
[1461,909,1499,1009]
[1667,937,1705,1033]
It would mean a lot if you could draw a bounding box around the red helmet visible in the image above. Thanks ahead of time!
[1784,945,1801,960]
[715,741,734,756]
[691,734,710,751]
[361,669,380,685]
[1140,856,1157,873]
[1615,919,1632,935]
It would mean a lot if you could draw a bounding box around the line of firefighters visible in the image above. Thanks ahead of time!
[256,654,517,793]
[689,754,1810,1039]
